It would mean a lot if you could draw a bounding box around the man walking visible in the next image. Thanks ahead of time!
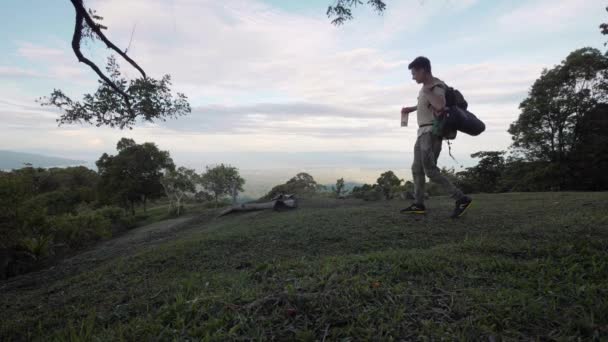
[400,56,472,218]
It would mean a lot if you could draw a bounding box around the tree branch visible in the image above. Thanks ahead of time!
[70,0,147,78]
[70,1,133,113]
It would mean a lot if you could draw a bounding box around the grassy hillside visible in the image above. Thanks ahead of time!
[1,192,607,340]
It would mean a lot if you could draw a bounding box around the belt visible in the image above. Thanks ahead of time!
[419,124,433,128]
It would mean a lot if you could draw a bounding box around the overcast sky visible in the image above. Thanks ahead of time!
[1,0,606,186]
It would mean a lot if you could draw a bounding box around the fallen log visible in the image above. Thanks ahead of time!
[219,194,298,217]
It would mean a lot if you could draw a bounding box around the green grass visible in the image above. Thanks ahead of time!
[1,192,608,340]
[132,202,214,227]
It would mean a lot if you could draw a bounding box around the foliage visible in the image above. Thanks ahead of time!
[332,178,346,198]
[508,48,608,174]
[161,167,198,216]
[456,152,506,193]
[38,1,191,129]
[505,47,608,191]
[40,57,191,129]
[376,171,403,200]
[19,234,54,260]
[96,138,174,214]
[351,183,383,201]
[199,164,245,205]
[327,0,386,25]
[50,211,112,249]
[262,172,320,200]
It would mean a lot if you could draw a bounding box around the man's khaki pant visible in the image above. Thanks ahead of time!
[412,133,464,204]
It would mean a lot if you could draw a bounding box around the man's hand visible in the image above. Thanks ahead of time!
[401,106,416,115]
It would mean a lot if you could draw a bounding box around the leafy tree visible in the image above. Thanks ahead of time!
[376,171,402,200]
[327,0,386,25]
[37,1,190,129]
[568,103,608,190]
[200,164,245,206]
[509,48,608,162]
[332,178,346,198]
[96,138,174,214]
[262,172,320,200]
[350,183,383,201]
[161,167,198,216]
[456,152,506,193]
[508,48,608,187]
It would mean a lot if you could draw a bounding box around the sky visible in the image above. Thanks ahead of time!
[1,0,606,194]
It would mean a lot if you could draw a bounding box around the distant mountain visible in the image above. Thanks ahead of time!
[0,150,86,170]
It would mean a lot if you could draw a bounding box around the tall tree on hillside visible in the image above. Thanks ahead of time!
[200,164,244,206]
[508,48,608,185]
[376,171,402,200]
[333,178,346,198]
[96,138,174,214]
[161,167,198,216]
[37,1,190,129]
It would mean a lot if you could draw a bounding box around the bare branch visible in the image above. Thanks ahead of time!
[70,5,133,114]
[70,0,146,78]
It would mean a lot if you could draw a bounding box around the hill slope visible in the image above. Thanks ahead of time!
[1,193,607,340]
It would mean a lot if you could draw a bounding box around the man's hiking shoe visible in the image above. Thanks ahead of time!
[451,196,473,218]
[400,203,426,215]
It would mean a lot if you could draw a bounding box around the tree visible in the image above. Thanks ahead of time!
[457,152,506,193]
[332,178,346,198]
[327,0,386,25]
[509,48,608,162]
[568,103,608,190]
[37,1,191,129]
[96,138,174,214]
[350,183,383,201]
[376,171,403,200]
[262,172,321,200]
[226,170,246,204]
[508,48,608,187]
[200,164,244,206]
[160,167,198,216]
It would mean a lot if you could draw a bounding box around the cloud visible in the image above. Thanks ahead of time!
[0,66,41,78]
[498,0,603,33]
[2,0,578,184]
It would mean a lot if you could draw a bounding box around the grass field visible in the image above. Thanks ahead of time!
[1,192,607,341]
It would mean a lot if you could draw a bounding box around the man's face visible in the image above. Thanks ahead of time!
[410,68,426,84]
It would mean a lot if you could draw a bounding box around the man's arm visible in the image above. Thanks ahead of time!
[423,86,446,111]
[401,106,417,114]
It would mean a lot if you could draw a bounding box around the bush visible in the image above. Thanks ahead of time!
[350,184,383,201]
[51,212,112,249]
[167,205,186,218]
[97,206,136,233]
[19,234,53,260]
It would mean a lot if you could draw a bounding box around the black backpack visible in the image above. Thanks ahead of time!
[432,84,485,138]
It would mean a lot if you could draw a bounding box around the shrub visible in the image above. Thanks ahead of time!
[19,234,54,260]
[51,212,112,249]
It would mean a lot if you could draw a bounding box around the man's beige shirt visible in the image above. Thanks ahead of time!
[416,77,446,137]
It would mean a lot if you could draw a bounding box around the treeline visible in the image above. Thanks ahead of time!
[0,138,244,279]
